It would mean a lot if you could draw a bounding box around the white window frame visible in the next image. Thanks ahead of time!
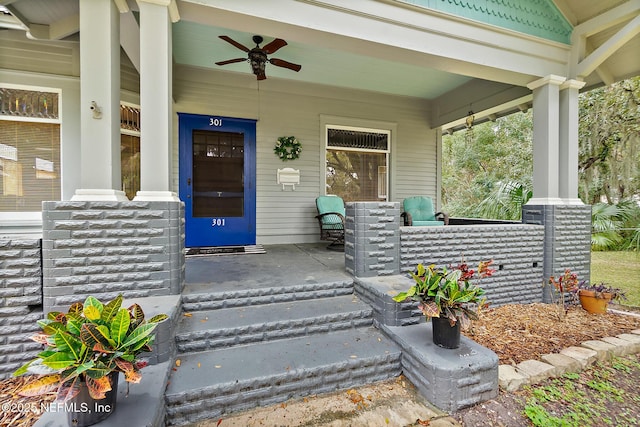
[320,115,395,201]
[0,83,62,235]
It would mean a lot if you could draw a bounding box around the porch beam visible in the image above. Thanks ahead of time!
[575,14,640,79]
[6,4,79,40]
[120,10,141,73]
[572,0,640,38]
[431,80,530,129]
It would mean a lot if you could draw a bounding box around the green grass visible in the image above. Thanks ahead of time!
[591,251,640,307]
[522,356,640,427]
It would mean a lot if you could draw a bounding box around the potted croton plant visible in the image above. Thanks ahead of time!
[14,295,168,427]
[575,281,626,314]
[393,260,494,349]
[549,269,626,314]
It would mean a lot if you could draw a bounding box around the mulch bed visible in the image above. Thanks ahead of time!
[464,302,640,365]
[0,375,55,427]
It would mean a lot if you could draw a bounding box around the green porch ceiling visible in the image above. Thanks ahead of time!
[397,0,573,43]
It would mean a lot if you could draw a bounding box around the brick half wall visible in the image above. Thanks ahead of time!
[0,238,44,378]
[42,201,185,312]
[400,224,545,307]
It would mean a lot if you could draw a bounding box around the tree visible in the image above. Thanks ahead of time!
[442,111,533,218]
[579,77,640,204]
[443,77,640,218]
[591,200,640,251]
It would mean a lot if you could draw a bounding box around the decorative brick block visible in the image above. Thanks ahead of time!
[399,223,545,306]
[345,202,400,277]
[41,201,185,312]
[523,204,591,302]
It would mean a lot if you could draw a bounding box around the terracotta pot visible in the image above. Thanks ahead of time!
[578,290,612,314]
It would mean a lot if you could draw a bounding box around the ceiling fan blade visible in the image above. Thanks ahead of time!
[262,38,287,54]
[257,72,267,81]
[219,35,250,52]
[215,58,247,66]
[269,58,302,72]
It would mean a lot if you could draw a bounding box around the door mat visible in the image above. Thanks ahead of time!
[185,245,265,257]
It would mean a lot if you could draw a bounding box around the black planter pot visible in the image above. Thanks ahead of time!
[431,316,461,349]
[67,372,118,427]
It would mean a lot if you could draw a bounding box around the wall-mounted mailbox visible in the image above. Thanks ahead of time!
[277,168,300,190]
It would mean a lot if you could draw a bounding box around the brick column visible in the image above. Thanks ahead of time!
[522,204,591,302]
[345,202,400,277]
[42,201,185,312]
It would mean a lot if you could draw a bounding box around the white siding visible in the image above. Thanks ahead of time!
[0,32,79,77]
[174,66,437,244]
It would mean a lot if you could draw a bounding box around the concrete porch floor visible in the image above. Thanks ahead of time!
[184,243,351,294]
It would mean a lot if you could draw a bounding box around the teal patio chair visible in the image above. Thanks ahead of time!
[401,196,448,226]
[315,195,345,250]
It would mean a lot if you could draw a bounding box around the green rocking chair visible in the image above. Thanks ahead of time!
[315,195,346,250]
[401,196,448,226]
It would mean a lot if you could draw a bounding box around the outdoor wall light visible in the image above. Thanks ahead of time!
[90,101,102,119]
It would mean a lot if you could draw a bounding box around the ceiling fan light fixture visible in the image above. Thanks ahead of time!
[216,34,301,81]
[249,49,267,75]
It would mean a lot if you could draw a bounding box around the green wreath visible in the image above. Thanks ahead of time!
[274,136,302,161]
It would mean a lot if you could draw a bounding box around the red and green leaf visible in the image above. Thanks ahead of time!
[86,375,112,400]
[128,304,145,329]
[68,302,83,314]
[418,301,440,318]
[80,323,111,350]
[56,377,81,402]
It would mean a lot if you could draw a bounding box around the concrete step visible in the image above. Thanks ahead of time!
[165,328,402,427]
[175,295,373,353]
[181,280,354,312]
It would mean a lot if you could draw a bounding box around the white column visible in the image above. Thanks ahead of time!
[559,79,586,204]
[526,75,566,205]
[133,0,180,202]
[72,0,127,201]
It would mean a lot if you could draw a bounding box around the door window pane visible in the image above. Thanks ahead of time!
[192,130,244,217]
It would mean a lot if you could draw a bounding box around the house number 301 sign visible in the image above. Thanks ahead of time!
[209,117,223,126]
[212,218,226,227]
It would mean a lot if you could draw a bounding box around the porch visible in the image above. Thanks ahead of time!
[10,199,588,425]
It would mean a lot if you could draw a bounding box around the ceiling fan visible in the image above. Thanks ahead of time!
[215,35,302,80]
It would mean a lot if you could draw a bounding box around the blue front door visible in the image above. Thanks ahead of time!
[179,113,256,247]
